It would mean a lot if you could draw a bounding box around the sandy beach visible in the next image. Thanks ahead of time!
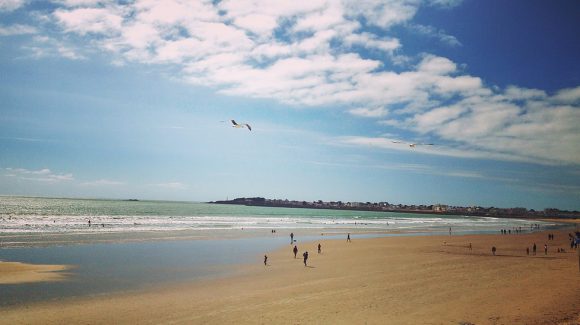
[1,229,579,325]
[0,262,70,285]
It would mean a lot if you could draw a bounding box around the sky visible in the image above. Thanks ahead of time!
[0,0,579,210]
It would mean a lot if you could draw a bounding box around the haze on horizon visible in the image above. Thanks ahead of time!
[0,0,579,210]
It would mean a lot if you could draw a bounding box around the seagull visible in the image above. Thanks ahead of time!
[231,119,252,131]
[392,141,434,148]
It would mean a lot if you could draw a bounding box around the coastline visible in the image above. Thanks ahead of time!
[1,228,578,324]
[210,198,580,220]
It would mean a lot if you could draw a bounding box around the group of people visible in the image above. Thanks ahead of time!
[264,232,352,267]
[500,228,523,235]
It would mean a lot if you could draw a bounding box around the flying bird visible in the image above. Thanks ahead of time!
[392,141,434,148]
[231,119,252,131]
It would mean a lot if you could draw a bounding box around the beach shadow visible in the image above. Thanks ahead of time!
[305,266,316,268]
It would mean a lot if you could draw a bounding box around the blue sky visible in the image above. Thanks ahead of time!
[0,0,579,210]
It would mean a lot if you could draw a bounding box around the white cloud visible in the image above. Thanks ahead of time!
[503,85,546,101]
[24,35,85,60]
[337,136,543,164]
[4,167,74,182]
[233,13,278,35]
[0,24,36,36]
[0,0,25,12]
[362,86,580,165]
[408,23,461,46]
[345,0,419,28]
[343,32,401,52]
[552,86,580,104]
[55,0,108,7]
[54,7,123,35]
[429,0,463,7]
[349,106,389,118]
[81,179,126,186]
[10,0,578,167]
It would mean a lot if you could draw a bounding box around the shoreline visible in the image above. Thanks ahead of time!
[1,228,578,324]
[0,224,567,249]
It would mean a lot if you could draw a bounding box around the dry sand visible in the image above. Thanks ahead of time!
[0,261,69,284]
[1,229,579,325]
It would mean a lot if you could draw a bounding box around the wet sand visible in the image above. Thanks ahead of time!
[0,261,69,284]
[1,229,579,324]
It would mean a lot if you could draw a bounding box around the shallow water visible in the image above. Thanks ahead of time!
[0,236,290,306]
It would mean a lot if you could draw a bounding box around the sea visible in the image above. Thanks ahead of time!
[0,196,552,236]
[0,196,559,306]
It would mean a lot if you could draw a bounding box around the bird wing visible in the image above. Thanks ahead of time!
[245,124,252,131]
[231,120,238,126]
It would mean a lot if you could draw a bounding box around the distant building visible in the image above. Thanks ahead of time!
[433,204,448,212]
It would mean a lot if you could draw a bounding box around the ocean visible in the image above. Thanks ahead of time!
[0,196,551,236]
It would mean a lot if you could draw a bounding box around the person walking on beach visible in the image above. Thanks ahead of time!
[303,251,309,266]
[526,247,530,256]
[492,246,496,256]
[533,243,537,255]
[293,245,298,258]
[318,243,321,254]
[347,233,351,242]
[290,232,294,244]
[264,254,268,266]
[544,244,548,255]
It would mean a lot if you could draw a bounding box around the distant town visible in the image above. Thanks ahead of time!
[210,197,580,219]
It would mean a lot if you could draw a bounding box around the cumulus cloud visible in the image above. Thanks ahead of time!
[552,86,580,104]
[54,7,124,35]
[349,85,580,165]
[9,0,579,166]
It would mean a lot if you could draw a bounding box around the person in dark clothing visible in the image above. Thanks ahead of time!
[293,245,298,258]
[318,243,322,254]
[303,251,309,266]
[347,233,351,242]
[533,243,537,255]
[290,232,294,244]
[264,254,268,266]
[492,246,496,256]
